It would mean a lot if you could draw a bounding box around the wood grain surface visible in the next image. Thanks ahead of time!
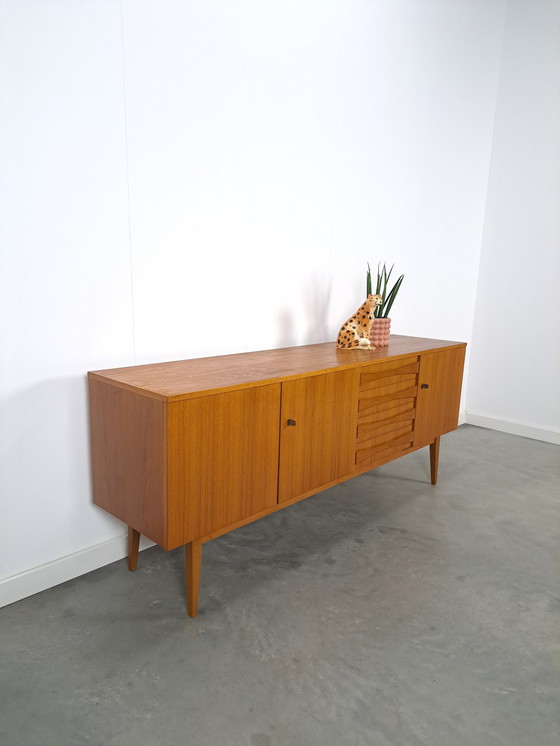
[414,346,466,448]
[278,369,358,503]
[88,336,465,402]
[166,384,281,546]
[88,378,167,546]
[88,337,467,616]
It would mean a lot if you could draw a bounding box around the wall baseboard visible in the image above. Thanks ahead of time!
[465,412,560,445]
[0,533,154,609]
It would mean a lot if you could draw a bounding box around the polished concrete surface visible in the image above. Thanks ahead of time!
[1,425,559,746]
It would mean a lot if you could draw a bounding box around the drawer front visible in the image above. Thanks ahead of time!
[355,356,418,467]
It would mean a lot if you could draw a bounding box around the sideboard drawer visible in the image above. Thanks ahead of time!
[359,355,419,393]
[355,356,419,467]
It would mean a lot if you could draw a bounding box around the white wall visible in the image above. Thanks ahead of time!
[1,0,507,605]
[0,0,137,602]
[467,0,560,444]
[121,0,504,363]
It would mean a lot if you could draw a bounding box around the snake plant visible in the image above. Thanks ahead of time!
[366,262,404,318]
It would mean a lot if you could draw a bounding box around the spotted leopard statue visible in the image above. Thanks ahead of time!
[336,294,383,349]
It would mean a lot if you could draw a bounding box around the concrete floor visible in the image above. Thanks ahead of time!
[1,425,559,746]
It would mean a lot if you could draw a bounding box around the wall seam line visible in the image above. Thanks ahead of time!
[120,0,137,364]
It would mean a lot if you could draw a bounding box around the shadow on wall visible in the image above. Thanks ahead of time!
[276,309,295,348]
[1,376,90,497]
[275,279,333,349]
[304,280,332,344]
[0,376,123,577]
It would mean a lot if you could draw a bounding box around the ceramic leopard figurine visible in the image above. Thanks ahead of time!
[336,294,383,349]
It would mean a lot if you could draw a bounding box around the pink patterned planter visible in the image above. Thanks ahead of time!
[370,317,391,347]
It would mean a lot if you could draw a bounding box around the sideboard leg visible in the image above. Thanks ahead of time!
[127,527,140,571]
[185,539,202,618]
[430,436,440,485]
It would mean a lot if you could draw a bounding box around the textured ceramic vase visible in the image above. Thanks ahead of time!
[370,317,391,347]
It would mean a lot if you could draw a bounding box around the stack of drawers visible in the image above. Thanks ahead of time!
[355,356,419,468]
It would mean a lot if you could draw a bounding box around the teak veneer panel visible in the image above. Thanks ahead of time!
[167,384,280,547]
[357,411,416,444]
[356,435,414,467]
[88,379,166,546]
[278,369,358,503]
[88,336,464,402]
[414,346,466,448]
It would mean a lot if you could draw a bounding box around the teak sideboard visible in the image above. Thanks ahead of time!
[88,336,466,617]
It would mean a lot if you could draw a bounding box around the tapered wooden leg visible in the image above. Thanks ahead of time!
[185,539,202,618]
[127,527,140,571]
[430,436,440,485]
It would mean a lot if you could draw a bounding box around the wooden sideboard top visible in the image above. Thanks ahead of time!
[88,335,466,402]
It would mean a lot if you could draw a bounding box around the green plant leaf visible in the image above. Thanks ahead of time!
[375,262,382,295]
[382,274,404,317]
[369,261,404,317]
[385,263,394,286]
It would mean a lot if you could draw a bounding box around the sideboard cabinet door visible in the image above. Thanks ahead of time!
[278,369,358,504]
[414,347,466,448]
[166,383,281,547]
